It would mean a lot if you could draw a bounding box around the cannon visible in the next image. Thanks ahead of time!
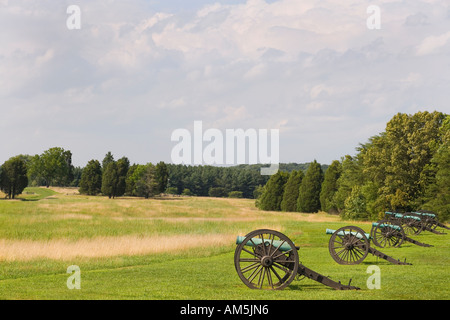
[370,220,432,248]
[385,212,446,235]
[385,212,425,235]
[412,210,449,232]
[326,226,412,265]
[234,229,360,290]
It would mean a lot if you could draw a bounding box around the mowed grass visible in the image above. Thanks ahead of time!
[0,187,449,300]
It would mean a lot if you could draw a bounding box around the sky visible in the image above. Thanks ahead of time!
[1,0,449,168]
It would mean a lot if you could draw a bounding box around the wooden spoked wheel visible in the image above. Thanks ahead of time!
[234,229,299,290]
[328,226,369,265]
[370,220,405,248]
[401,217,423,235]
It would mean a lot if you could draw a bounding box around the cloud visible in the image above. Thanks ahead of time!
[416,31,450,56]
[1,0,449,166]
[404,12,429,26]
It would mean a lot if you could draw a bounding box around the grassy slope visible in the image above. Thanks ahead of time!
[0,187,448,300]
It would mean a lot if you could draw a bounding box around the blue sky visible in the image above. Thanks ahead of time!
[1,0,449,167]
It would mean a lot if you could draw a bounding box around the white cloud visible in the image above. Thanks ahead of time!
[416,31,450,56]
[1,0,449,166]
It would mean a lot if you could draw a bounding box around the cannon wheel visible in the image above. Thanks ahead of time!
[370,220,405,248]
[328,226,369,265]
[402,217,423,235]
[416,210,440,231]
[422,216,439,231]
[234,229,299,290]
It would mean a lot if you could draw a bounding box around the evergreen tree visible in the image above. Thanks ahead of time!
[0,156,28,199]
[155,161,169,194]
[116,157,130,197]
[280,170,304,212]
[79,160,102,195]
[320,160,342,213]
[297,160,323,213]
[257,171,289,211]
[102,162,119,199]
[102,152,114,171]
[70,166,83,187]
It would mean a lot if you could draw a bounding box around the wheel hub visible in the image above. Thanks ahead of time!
[261,256,273,267]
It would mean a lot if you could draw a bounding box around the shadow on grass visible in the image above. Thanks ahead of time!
[150,197,185,201]
[0,197,58,202]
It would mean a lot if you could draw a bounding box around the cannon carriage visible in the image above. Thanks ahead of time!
[326,226,412,265]
[370,219,432,248]
[411,210,450,232]
[234,229,360,290]
[385,211,447,235]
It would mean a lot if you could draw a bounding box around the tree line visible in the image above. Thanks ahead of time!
[78,152,170,199]
[257,111,449,221]
[1,111,448,221]
[0,147,315,201]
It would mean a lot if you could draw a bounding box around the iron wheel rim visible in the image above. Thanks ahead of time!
[329,226,369,265]
[234,229,299,290]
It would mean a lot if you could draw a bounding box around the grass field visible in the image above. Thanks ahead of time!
[0,187,449,300]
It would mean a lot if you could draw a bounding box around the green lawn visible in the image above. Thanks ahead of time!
[0,187,448,300]
[15,187,58,201]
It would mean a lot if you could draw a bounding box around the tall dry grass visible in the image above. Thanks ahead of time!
[0,234,237,261]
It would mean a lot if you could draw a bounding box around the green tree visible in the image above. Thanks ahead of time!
[209,187,227,197]
[253,185,264,207]
[333,155,363,214]
[182,188,192,196]
[257,171,289,211]
[79,160,102,195]
[70,166,83,187]
[422,115,450,221]
[102,162,119,199]
[320,160,342,214]
[228,191,243,198]
[343,185,367,220]
[297,160,323,213]
[358,111,445,212]
[28,147,73,187]
[135,163,158,198]
[102,152,114,171]
[27,154,44,186]
[0,156,28,199]
[155,161,169,194]
[125,164,139,196]
[116,157,130,197]
[280,170,304,212]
